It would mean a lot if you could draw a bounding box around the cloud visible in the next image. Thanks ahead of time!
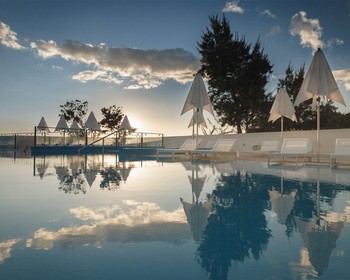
[72,70,123,85]
[267,25,282,37]
[222,1,245,13]
[30,39,200,89]
[260,9,276,19]
[333,69,350,90]
[0,22,25,50]
[289,11,323,52]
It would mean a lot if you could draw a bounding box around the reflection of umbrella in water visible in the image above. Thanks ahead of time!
[180,163,212,242]
[268,175,297,225]
[84,170,98,187]
[268,87,297,137]
[118,162,134,182]
[55,165,68,183]
[180,197,213,242]
[36,156,49,179]
[181,73,214,147]
[294,48,346,159]
[295,166,344,276]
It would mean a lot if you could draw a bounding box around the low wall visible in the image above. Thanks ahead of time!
[163,128,350,154]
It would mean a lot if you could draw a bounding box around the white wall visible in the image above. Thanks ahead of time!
[163,128,350,154]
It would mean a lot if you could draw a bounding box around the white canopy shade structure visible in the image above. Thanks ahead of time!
[120,115,133,132]
[55,115,69,145]
[70,120,81,132]
[37,116,50,132]
[55,115,69,131]
[268,87,297,136]
[181,73,214,146]
[84,111,101,132]
[294,48,346,158]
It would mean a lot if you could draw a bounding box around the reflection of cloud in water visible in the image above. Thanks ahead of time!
[0,238,21,264]
[289,247,318,280]
[26,201,189,250]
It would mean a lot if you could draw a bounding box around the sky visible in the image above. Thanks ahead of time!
[0,0,350,136]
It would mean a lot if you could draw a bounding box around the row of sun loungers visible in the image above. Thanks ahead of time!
[156,137,350,167]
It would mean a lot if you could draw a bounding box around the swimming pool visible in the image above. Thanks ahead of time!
[1,153,350,280]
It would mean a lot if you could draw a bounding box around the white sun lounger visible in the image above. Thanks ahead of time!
[330,138,350,167]
[252,140,280,157]
[191,138,237,161]
[156,138,202,158]
[268,138,313,165]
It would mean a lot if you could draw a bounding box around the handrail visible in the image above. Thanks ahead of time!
[78,131,117,155]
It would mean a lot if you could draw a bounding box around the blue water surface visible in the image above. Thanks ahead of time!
[1,152,350,280]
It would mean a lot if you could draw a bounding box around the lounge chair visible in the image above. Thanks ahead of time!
[192,138,237,161]
[156,138,202,158]
[330,138,350,167]
[268,138,313,165]
[252,140,279,157]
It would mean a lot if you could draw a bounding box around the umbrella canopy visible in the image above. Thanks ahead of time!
[120,115,133,131]
[37,116,49,132]
[84,111,101,132]
[55,115,69,131]
[70,120,81,132]
[295,49,345,106]
[268,87,297,135]
[294,48,346,157]
[188,109,207,128]
[181,73,214,143]
[181,73,214,116]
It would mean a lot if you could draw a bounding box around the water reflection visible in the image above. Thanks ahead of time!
[196,170,272,280]
[26,201,189,250]
[33,155,135,193]
[180,162,213,242]
[2,156,350,279]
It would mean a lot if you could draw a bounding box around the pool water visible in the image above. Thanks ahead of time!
[1,153,350,280]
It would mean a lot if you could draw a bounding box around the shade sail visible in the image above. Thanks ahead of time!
[84,111,101,131]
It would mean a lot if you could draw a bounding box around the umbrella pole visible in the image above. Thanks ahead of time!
[281,117,284,138]
[317,100,320,162]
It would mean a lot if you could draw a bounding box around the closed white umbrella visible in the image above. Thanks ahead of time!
[181,73,214,146]
[268,87,297,136]
[55,115,69,145]
[84,111,101,132]
[37,116,49,132]
[120,115,133,131]
[55,115,69,131]
[294,49,346,158]
[70,120,81,132]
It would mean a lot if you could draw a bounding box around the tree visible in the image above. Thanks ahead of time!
[100,105,124,131]
[59,100,88,127]
[198,15,273,133]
